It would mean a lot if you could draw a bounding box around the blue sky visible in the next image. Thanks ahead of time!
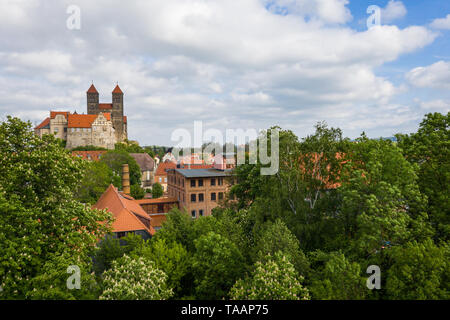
[0,0,448,146]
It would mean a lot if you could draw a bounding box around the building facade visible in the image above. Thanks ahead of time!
[167,168,230,218]
[34,84,128,149]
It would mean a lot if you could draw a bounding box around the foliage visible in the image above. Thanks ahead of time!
[230,252,310,300]
[0,117,112,299]
[75,161,119,204]
[192,232,245,299]
[130,238,190,298]
[396,112,450,240]
[100,149,141,186]
[385,239,449,300]
[71,145,107,151]
[130,184,145,200]
[99,255,173,300]
[152,182,164,199]
[308,251,367,300]
[252,219,310,277]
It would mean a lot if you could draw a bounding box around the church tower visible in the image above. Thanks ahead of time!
[112,84,124,142]
[87,84,99,115]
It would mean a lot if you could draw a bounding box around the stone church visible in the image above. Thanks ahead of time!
[34,84,128,149]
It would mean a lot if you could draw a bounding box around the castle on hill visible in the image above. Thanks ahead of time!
[34,84,128,149]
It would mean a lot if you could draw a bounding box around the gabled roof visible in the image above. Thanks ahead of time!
[50,111,70,119]
[94,184,155,235]
[112,85,123,94]
[34,117,50,130]
[130,153,155,171]
[87,84,98,93]
[67,113,111,128]
[155,161,176,177]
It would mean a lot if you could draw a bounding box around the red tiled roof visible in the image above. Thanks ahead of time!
[50,111,70,119]
[72,151,107,161]
[112,85,123,94]
[136,197,178,205]
[155,162,176,177]
[67,113,111,128]
[94,185,155,235]
[99,103,112,110]
[87,84,98,93]
[34,117,50,130]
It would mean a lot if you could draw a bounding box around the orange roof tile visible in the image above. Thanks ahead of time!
[50,111,70,119]
[34,117,50,130]
[112,85,123,94]
[136,197,178,205]
[67,113,111,128]
[94,185,155,236]
[87,84,98,93]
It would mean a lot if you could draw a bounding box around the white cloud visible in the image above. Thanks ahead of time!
[380,1,407,24]
[406,61,450,89]
[418,99,450,113]
[430,14,450,30]
[0,0,441,144]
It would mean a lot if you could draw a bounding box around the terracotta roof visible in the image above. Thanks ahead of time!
[136,197,178,205]
[87,84,98,93]
[72,151,107,161]
[34,117,50,130]
[130,153,155,171]
[50,111,70,119]
[148,213,167,229]
[99,103,112,110]
[67,113,111,128]
[112,85,123,94]
[94,185,155,235]
[155,162,176,177]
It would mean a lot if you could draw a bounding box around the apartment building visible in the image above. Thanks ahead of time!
[167,168,230,218]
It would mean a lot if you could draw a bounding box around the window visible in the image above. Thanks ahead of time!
[198,179,203,187]
[199,209,204,217]
[218,192,224,200]
[159,177,162,182]
[64,127,67,133]
[191,210,196,218]
[191,194,196,202]
[199,193,204,202]
[157,204,164,213]
[211,192,216,201]
[54,127,59,133]
[116,231,126,238]
[191,180,196,187]
[165,177,167,183]
[218,177,223,185]
[211,178,216,186]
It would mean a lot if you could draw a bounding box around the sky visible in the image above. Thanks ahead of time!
[0,0,449,146]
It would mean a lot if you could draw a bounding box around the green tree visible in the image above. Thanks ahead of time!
[192,232,245,299]
[0,116,112,298]
[386,239,449,300]
[130,184,145,200]
[396,112,450,240]
[99,255,173,300]
[131,238,190,298]
[230,252,310,300]
[75,161,119,204]
[253,219,310,277]
[100,149,141,186]
[152,182,164,199]
[308,251,367,300]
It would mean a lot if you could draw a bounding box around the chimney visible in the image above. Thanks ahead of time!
[122,164,130,195]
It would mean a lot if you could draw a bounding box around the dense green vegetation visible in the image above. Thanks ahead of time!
[0,112,448,300]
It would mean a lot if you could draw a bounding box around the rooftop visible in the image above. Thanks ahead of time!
[173,168,231,178]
